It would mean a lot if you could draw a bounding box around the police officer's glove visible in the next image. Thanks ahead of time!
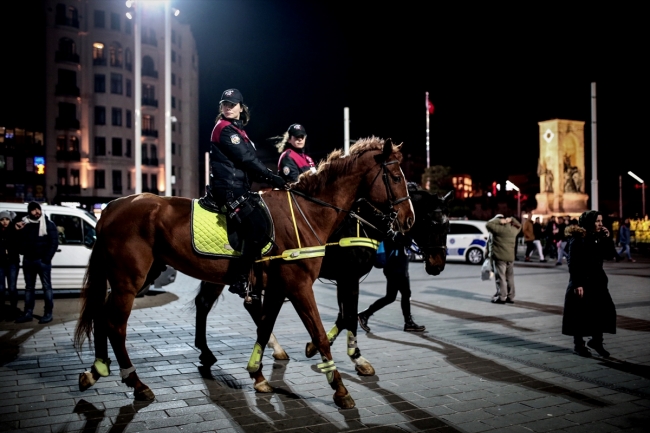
[268,173,288,190]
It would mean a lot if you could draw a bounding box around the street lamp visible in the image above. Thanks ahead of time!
[506,180,521,220]
[628,171,645,217]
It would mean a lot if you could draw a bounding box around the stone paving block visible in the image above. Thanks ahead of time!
[439,409,493,425]
[520,416,578,432]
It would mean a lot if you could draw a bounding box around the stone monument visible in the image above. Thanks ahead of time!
[534,119,589,215]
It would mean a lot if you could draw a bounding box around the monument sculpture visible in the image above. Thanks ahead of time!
[534,119,589,215]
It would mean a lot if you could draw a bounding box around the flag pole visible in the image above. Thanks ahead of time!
[426,92,430,168]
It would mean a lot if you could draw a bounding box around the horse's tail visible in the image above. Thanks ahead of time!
[74,235,108,349]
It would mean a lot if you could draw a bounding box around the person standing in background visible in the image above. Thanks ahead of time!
[487,214,521,304]
[0,210,20,322]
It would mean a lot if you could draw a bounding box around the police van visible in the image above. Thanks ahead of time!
[0,202,176,292]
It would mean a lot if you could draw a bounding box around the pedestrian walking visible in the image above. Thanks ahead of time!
[617,218,635,262]
[487,214,521,304]
[562,210,617,358]
[555,216,569,265]
[0,210,20,321]
[525,217,546,262]
[14,202,59,324]
[358,232,426,333]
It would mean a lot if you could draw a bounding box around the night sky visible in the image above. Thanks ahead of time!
[1,1,647,213]
[178,1,648,212]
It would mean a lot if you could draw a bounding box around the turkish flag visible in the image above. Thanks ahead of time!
[427,99,435,114]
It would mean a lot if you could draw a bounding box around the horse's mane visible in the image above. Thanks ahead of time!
[292,136,402,196]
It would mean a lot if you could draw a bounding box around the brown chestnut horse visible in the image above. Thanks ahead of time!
[73,137,414,409]
[194,185,451,376]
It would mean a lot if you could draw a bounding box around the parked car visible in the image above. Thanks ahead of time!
[446,220,489,265]
[0,202,177,292]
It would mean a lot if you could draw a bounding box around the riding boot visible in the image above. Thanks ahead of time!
[228,257,253,299]
[358,309,372,333]
[404,315,425,332]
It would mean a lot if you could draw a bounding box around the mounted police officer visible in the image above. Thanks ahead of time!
[274,123,316,182]
[208,88,287,297]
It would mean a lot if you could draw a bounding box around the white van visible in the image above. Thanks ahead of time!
[0,202,175,292]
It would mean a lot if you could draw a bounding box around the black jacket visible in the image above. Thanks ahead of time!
[18,216,59,263]
[0,224,20,266]
[209,118,275,194]
[278,147,315,182]
[562,225,616,336]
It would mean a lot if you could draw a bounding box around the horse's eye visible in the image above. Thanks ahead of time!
[391,175,402,183]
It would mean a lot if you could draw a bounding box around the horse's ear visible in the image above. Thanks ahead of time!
[382,138,393,158]
[443,190,454,203]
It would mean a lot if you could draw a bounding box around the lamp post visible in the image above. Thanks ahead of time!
[628,171,645,217]
[506,180,521,221]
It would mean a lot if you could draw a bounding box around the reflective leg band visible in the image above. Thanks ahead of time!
[327,325,340,345]
[347,331,358,357]
[120,365,136,380]
[246,342,264,373]
[317,356,337,383]
[93,358,111,377]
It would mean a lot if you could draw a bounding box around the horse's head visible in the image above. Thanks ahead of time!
[408,186,452,275]
[363,138,414,233]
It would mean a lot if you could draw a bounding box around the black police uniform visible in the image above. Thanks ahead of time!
[209,89,285,296]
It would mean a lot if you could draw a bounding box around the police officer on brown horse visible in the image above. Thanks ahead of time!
[208,88,287,297]
[274,123,316,182]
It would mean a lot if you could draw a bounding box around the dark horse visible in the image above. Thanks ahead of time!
[73,138,414,409]
[194,185,451,376]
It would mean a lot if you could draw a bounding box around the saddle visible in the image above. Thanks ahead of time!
[192,193,274,257]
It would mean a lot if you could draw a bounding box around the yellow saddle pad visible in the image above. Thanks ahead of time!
[191,200,273,257]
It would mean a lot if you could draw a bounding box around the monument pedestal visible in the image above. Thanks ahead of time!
[535,192,588,216]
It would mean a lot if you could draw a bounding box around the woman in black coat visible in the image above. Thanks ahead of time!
[562,210,616,357]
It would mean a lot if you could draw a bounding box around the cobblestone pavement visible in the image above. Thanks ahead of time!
[1,254,649,432]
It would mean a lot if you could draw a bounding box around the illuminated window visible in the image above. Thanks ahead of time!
[93,42,105,65]
[109,43,123,68]
[71,169,80,187]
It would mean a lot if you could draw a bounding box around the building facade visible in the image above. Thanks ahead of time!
[39,0,199,212]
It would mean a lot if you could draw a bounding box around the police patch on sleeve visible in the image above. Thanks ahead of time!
[282,166,290,176]
[230,134,241,144]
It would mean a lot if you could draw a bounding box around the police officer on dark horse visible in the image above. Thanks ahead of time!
[206,88,288,297]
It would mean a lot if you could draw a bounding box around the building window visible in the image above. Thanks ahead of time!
[151,174,158,192]
[126,139,132,157]
[94,10,105,28]
[142,56,157,78]
[141,144,148,161]
[94,74,105,92]
[141,173,148,190]
[58,102,77,121]
[109,42,123,68]
[126,79,132,97]
[125,48,132,71]
[93,42,106,66]
[94,106,106,125]
[178,54,182,67]
[126,110,132,128]
[110,12,120,31]
[111,107,122,126]
[56,4,79,28]
[95,170,105,189]
[127,171,132,190]
[172,29,176,44]
[171,73,176,86]
[56,37,78,63]
[95,137,106,156]
[110,73,122,94]
[178,77,181,89]
[112,170,122,194]
[58,168,67,186]
[178,99,181,112]
[125,19,132,35]
[71,169,80,187]
[69,136,79,152]
[142,115,154,131]
[171,96,176,109]
[171,142,175,155]
[171,50,176,63]
[112,138,122,156]
[150,144,157,164]
[142,84,155,101]
[57,135,66,152]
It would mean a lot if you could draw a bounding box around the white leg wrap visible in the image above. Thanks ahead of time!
[353,355,369,366]
[347,331,358,357]
[120,365,136,379]
[317,356,337,383]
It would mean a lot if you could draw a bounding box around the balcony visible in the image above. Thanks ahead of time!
[110,60,123,68]
[55,84,80,97]
[55,118,80,130]
[93,57,107,66]
[57,185,81,195]
[142,129,158,138]
[56,150,81,161]
[55,51,80,63]
[142,69,158,79]
[55,16,79,28]
[148,158,159,166]
[142,98,158,108]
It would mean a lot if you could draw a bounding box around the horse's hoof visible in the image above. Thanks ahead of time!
[354,362,375,376]
[79,371,96,391]
[134,386,155,401]
[199,352,218,367]
[305,342,318,358]
[253,379,273,393]
[272,350,290,360]
[334,392,355,409]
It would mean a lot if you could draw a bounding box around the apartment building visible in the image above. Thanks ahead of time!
[30,0,199,211]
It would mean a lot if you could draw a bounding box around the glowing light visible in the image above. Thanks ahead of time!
[172,7,180,16]
[126,11,133,19]
[628,171,644,184]
[126,0,134,7]
[93,42,104,49]
[506,180,520,191]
